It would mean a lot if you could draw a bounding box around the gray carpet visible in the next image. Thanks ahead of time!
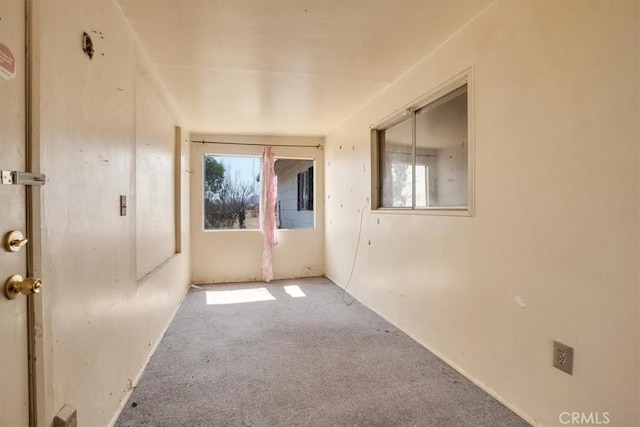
[116,277,529,427]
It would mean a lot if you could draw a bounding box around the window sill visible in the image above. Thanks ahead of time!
[372,207,473,217]
[202,227,317,232]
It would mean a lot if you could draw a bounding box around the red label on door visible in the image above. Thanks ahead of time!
[0,43,16,80]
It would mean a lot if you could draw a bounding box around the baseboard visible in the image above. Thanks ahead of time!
[324,274,539,427]
[192,272,326,285]
[410,332,539,426]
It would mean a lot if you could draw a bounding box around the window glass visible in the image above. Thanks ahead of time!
[204,155,316,230]
[275,159,314,229]
[415,164,429,207]
[415,86,468,208]
[381,117,413,207]
[375,81,469,211]
[204,155,260,230]
[297,166,313,211]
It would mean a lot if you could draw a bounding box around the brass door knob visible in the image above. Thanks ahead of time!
[4,275,43,300]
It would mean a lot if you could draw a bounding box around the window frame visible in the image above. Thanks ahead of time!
[370,69,474,216]
[202,153,317,231]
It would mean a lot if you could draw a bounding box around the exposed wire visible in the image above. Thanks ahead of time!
[342,203,368,306]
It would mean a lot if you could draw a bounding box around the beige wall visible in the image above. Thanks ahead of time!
[135,71,178,279]
[325,2,639,426]
[190,134,324,283]
[39,1,190,425]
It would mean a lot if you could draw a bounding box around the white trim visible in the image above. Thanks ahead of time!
[373,207,472,218]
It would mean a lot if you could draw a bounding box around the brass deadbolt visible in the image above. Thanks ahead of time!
[4,275,43,300]
[4,230,28,252]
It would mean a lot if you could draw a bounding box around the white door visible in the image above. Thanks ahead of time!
[0,0,30,425]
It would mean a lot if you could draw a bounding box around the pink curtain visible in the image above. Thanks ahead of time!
[259,146,278,282]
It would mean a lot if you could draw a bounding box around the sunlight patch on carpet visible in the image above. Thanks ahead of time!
[284,285,306,298]
[206,288,275,305]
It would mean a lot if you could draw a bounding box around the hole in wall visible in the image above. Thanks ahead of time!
[82,32,94,59]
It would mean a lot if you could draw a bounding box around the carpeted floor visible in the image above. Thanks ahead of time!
[116,277,529,427]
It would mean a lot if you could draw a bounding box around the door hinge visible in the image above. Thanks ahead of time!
[1,170,46,186]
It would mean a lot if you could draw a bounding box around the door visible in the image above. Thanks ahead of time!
[0,0,30,425]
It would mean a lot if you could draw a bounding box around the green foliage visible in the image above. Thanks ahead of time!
[203,157,258,230]
[204,156,225,198]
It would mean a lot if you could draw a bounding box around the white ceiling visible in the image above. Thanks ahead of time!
[117,0,489,136]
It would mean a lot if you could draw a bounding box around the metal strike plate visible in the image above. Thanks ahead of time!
[1,170,13,184]
[1,170,46,186]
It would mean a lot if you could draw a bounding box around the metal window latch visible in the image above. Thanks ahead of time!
[1,170,46,186]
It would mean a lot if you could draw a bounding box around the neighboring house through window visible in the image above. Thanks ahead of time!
[203,155,315,230]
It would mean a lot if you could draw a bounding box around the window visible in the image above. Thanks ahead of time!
[372,74,471,213]
[297,166,313,211]
[204,155,260,230]
[275,159,314,229]
[203,155,315,230]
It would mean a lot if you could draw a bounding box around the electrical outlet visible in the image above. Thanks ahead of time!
[553,340,573,375]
